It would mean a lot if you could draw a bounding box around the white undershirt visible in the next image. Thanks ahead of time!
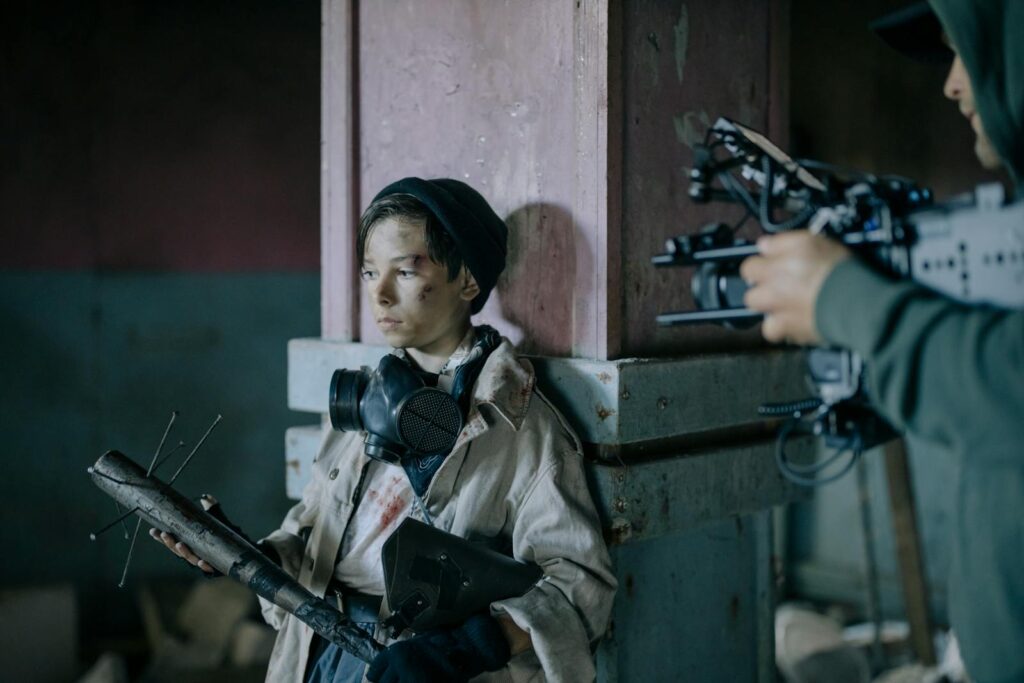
[332,460,415,595]
[333,328,477,595]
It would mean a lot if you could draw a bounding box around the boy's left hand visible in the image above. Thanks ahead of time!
[367,612,512,682]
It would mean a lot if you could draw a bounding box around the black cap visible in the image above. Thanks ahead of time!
[373,177,508,314]
[870,1,953,64]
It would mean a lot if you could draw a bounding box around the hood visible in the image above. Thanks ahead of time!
[929,0,1024,188]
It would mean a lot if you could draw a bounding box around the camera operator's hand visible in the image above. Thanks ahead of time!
[740,231,851,345]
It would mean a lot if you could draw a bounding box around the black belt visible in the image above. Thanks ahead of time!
[328,583,383,624]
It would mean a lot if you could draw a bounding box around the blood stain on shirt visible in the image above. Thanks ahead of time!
[380,494,407,529]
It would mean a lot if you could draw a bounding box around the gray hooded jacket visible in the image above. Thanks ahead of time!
[815,2,1024,680]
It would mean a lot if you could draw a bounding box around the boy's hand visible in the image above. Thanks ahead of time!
[147,494,219,574]
[367,613,512,682]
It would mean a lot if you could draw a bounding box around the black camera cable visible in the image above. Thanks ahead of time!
[771,412,864,487]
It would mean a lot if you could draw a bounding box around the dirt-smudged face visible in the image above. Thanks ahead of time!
[361,217,479,367]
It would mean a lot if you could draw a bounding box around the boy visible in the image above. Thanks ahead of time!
[156,178,616,682]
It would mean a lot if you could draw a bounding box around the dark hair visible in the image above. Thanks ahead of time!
[356,194,464,281]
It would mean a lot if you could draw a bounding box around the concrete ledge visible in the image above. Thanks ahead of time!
[590,439,811,545]
[288,338,808,448]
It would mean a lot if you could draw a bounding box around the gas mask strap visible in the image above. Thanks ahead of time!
[410,489,434,527]
[449,325,503,416]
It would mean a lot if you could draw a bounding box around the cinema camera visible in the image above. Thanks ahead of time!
[654,117,1024,485]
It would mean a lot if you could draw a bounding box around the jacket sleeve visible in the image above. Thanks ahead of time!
[490,448,617,682]
[815,258,1024,460]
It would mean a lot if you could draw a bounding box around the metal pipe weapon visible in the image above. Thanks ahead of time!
[89,450,383,663]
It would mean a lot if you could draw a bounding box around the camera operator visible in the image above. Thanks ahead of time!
[739,1,1023,680]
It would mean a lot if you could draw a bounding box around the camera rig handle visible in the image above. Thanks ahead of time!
[653,223,763,327]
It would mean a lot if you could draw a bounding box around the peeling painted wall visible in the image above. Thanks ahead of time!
[620,1,780,356]
[327,1,789,359]
[355,1,578,355]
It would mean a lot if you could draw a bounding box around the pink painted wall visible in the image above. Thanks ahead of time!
[355,0,578,355]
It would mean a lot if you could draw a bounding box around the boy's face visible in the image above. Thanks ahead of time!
[361,217,478,354]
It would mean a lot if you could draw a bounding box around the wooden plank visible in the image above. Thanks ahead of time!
[883,439,937,665]
[321,0,359,340]
[619,0,776,356]
[754,510,776,683]
[589,440,811,545]
[572,0,623,360]
[287,338,388,414]
[355,0,578,355]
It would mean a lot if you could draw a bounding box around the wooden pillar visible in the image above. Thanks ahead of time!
[319,0,787,360]
[309,3,800,680]
[573,0,624,359]
[884,439,937,665]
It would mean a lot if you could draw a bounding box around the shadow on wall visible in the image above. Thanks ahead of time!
[497,202,590,358]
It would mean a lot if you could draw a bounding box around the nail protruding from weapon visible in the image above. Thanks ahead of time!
[90,505,140,541]
[169,414,223,485]
[118,519,142,588]
[148,410,179,476]
[152,441,187,474]
[114,501,131,539]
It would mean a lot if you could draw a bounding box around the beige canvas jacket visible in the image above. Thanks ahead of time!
[259,338,616,682]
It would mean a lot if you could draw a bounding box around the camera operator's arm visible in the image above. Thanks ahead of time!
[743,231,1024,454]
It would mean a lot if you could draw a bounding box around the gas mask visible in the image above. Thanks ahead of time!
[329,355,464,464]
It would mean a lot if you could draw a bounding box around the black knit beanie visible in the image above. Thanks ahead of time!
[372,177,508,314]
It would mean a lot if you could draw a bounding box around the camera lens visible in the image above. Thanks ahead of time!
[691,262,756,329]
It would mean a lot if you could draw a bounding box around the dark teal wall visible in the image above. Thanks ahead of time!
[1,0,321,642]
[0,271,319,631]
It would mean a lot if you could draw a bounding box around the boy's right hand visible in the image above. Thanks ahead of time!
[147,493,219,574]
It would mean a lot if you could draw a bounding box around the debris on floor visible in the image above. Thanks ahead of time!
[776,603,971,683]
[0,583,78,683]
[776,603,871,683]
[77,653,129,683]
[73,577,276,683]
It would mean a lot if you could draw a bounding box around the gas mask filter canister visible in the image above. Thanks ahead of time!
[328,355,464,464]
